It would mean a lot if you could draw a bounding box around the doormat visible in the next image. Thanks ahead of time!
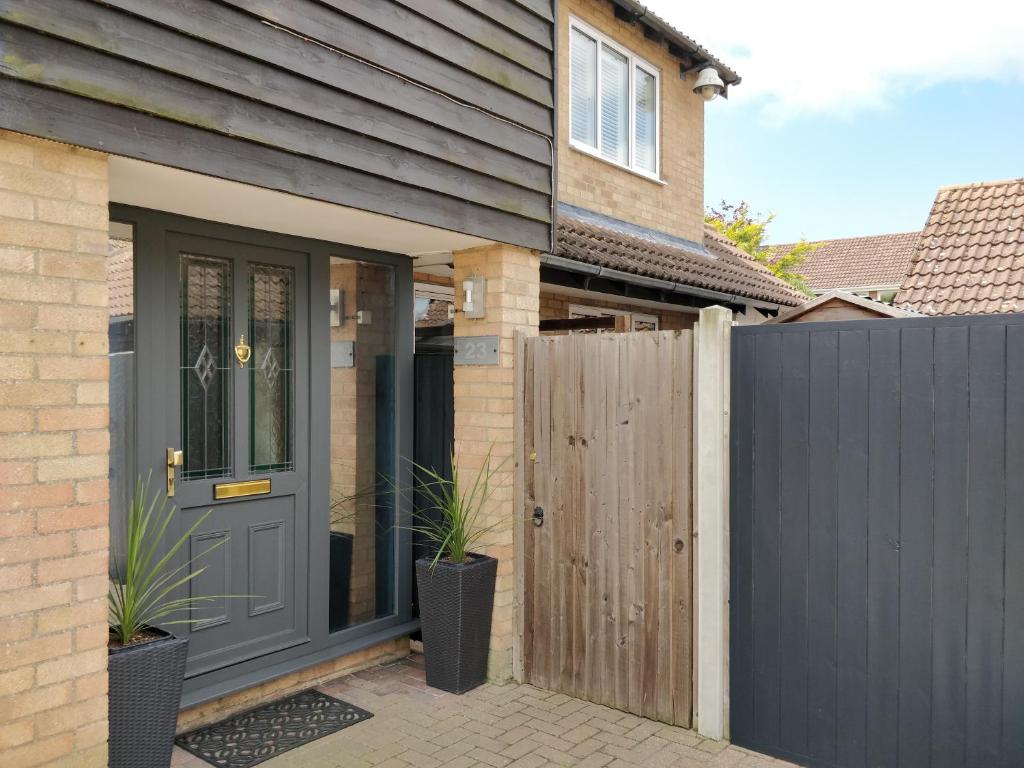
[174,689,373,767]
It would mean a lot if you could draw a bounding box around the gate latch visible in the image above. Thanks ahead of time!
[532,506,544,527]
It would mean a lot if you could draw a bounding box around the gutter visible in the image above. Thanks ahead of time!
[541,253,786,311]
[607,0,741,86]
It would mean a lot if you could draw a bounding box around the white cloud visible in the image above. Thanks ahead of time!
[643,0,1024,119]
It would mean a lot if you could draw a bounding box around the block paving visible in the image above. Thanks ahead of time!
[172,655,797,768]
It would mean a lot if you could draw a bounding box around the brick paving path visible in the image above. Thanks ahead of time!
[172,655,798,768]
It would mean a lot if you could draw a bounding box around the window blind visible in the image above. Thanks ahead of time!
[634,66,657,173]
[570,28,598,146]
[599,45,629,165]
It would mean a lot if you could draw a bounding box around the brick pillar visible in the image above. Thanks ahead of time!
[451,243,539,680]
[0,131,110,766]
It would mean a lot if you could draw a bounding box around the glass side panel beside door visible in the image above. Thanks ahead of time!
[327,257,397,632]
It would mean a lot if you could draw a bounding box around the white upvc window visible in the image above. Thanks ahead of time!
[569,17,660,179]
[568,304,660,331]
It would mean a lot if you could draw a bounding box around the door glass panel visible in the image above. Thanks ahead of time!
[249,263,294,473]
[327,257,397,632]
[180,254,233,480]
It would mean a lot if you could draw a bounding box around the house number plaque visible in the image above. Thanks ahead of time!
[454,336,500,366]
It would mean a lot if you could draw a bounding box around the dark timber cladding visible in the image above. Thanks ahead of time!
[0,0,555,251]
[730,313,1024,768]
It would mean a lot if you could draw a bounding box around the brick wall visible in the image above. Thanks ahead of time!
[451,244,539,680]
[412,275,695,333]
[0,130,110,767]
[558,0,706,244]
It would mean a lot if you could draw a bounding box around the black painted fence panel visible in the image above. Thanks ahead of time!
[730,314,1024,768]
[411,352,454,621]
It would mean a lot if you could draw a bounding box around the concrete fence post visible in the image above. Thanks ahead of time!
[693,305,732,740]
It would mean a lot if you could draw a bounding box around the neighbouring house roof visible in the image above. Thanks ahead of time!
[767,289,917,324]
[555,205,805,308]
[768,232,920,292]
[896,178,1024,316]
[416,299,453,328]
[107,238,133,319]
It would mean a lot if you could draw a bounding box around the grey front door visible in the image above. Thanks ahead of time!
[163,232,310,678]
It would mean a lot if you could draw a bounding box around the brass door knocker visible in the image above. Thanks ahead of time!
[234,334,252,368]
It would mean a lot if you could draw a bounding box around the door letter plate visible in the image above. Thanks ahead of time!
[214,479,271,500]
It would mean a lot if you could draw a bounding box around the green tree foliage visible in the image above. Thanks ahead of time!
[705,201,820,296]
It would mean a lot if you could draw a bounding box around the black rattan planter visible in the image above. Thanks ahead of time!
[108,628,189,768]
[415,553,497,694]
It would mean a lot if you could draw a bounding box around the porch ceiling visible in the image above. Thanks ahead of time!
[109,157,490,257]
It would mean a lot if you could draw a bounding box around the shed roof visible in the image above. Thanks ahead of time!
[767,289,917,324]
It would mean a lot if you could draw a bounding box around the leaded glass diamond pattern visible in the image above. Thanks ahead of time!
[259,347,281,390]
[193,343,216,391]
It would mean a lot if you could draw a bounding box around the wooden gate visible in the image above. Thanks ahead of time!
[520,331,694,726]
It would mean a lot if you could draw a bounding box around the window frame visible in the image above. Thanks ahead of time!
[568,303,661,331]
[568,16,662,181]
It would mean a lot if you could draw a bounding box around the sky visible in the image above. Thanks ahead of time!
[643,0,1024,243]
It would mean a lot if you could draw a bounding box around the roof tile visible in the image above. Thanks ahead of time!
[556,208,804,307]
[768,231,920,291]
[896,178,1024,315]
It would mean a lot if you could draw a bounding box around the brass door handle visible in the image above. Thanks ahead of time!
[166,447,183,497]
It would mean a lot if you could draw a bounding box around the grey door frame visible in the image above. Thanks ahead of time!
[111,204,416,706]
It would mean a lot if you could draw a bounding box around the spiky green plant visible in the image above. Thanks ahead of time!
[410,450,505,567]
[108,476,226,646]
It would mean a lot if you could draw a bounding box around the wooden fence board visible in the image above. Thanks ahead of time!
[834,330,870,768]
[897,328,935,768]
[673,333,693,725]
[929,326,969,768]
[779,332,810,756]
[751,332,782,748]
[965,324,1006,767]
[728,332,756,743]
[806,332,839,764]
[1002,325,1024,767]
